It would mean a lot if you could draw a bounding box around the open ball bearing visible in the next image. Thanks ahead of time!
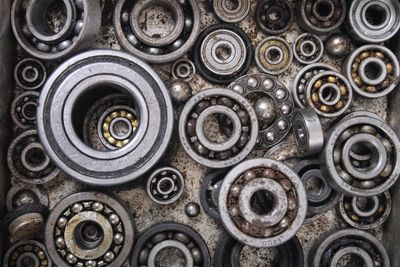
[179,88,258,168]
[255,37,293,75]
[147,166,184,205]
[172,58,196,82]
[293,33,324,65]
[11,91,39,130]
[14,58,46,90]
[4,240,52,267]
[255,0,293,35]
[37,50,174,186]
[218,159,307,248]
[213,0,250,23]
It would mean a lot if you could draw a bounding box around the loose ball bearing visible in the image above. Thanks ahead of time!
[11,0,101,60]
[131,223,211,267]
[114,0,200,64]
[229,74,295,149]
[14,58,46,90]
[37,50,174,186]
[179,88,258,168]
[347,0,400,43]
[11,91,39,130]
[322,115,400,197]
[6,183,49,211]
[212,0,250,23]
[325,33,351,59]
[218,159,307,248]
[297,0,347,34]
[293,33,324,65]
[172,58,196,82]
[306,71,353,118]
[339,191,391,230]
[146,166,184,205]
[45,192,134,267]
[255,37,293,75]
[193,23,253,84]
[3,240,52,267]
[255,0,293,35]
[343,45,400,98]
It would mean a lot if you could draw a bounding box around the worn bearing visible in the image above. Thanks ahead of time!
[229,74,295,149]
[343,45,400,98]
[310,229,390,267]
[172,59,196,82]
[292,63,337,108]
[193,23,253,84]
[292,108,324,157]
[37,50,174,186]
[45,192,134,267]
[322,115,400,196]
[14,58,46,90]
[306,71,353,118]
[131,223,211,267]
[6,183,49,211]
[293,33,324,65]
[212,0,250,23]
[146,166,184,205]
[339,191,391,230]
[218,159,307,248]
[179,88,258,168]
[255,0,293,35]
[347,0,400,43]
[255,37,293,75]
[3,240,52,267]
[297,0,347,34]
[7,130,59,185]
[11,0,101,60]
[293,160,340,223]
[11,91,39,130]
[114,0,200,64]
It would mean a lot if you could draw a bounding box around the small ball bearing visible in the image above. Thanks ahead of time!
[255,0,293,35]
[3,240,52,267]
[325,33,351,59]
[6,183,49,211]
[218,158,307,248]
[11,91,39,130]
[14,58,46,90]
[343,45,400,98]
[293,33,324,65]
[255,37,293,75]
[212,0,251,23]
[172,58,196,82]
[185,202,201,218]
[169,80,193,105]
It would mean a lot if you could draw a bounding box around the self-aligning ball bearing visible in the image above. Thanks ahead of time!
[131,223,211,267]
[255,0,293,36]
[45,192,134,267]
[339,191,391,230]
[146,166,184,205]
[255,37,293,75]
[310,229,390,267]
[343,45,400,98]
[114,0,200,64]
[3,240,52,267]
[306,71,353,118]
[7,130,59,185]
[347,0,400,43]
[293,33,324,65]
[172,58,196,82]
[11,91,39,130]
[229,74,295,149]
[37,50,174,186]
[193,23,253,84]
[322,115,400,197]
[6,182,49,211]
[179,88,258,168]
[14,58,46,90]
[297,0,347,34]
[218,159,307,248]
[212,0,251,23]
[11,0,101,60]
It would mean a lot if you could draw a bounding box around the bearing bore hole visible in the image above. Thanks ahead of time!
[203,113,233,143]
[158,178,174,194]
[306,176,324,197]
[215,44,232,61]
[75,221,104,250]
[224,0,239,10]
[266,7,283,23]
[240,246,279,266]
[250,190,275,215]
[111,118,132,139]
[365,4,387,26]
[25,147,46,167]
[349,142,379,170]
[302,42,314,54]
[336,253,368,266]
[355,197,375,213]
[23,103,37,118]
[364,61,384,80]
[138,3,177,39]
[155,247,186,267]
[267,48,282,63]
[19,255,37,267]
[321,85,339,102]
[314,0,333,18]
[25,69,37,80]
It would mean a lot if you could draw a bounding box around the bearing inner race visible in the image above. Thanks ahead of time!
[21,142,50,173]
[358,57,387,86]
[147,240,194,266]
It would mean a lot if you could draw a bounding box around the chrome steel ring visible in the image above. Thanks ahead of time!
[11,0,101,60]
[293,33,324,65]
[3,240,52,267]
[7,130,59,184]
[255,0,293,35]
[212,0,250,23]
[347,0,400,43]
[172,58,196,82]
[322,115,400,196]
[130,223,211,267]
[255,37,293,75]
[193,23,253,84]
[37,50,174,186]
[218,159,307,248]
[343,45,400,98]
[11,91,39,130]
[310,229,390,267]
[114,0,200,63]
[292,108,324,157]
[6,182,49,211]
[297,0,347,34]
[306,71,353,118]
[339,191,391,230]
[179,88,258,168]
[146,166,184,205]
[229,74,295,149]
[14,58,46,90]
[45,192,134,267]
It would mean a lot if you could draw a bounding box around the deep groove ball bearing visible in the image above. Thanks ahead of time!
[37,50,174,186]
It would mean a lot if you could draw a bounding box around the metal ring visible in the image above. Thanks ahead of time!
[293,33,324,65]
[14,58,46,90]
[3,240,52,267]
[255,37,293,75]
[213,0,250,23]
[255,0,293,35]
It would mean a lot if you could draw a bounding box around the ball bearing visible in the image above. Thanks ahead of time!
[6,183,49,211]
[255,0,293,35]
[255,37,293,75]
[293,33,324,65]
[169,80,193,105]
[11,91,39,130]
[3,240,52,267]
[172,58,196,82]
[212,0,250,23]
[14,58,46,90]
[325,33,351,59]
